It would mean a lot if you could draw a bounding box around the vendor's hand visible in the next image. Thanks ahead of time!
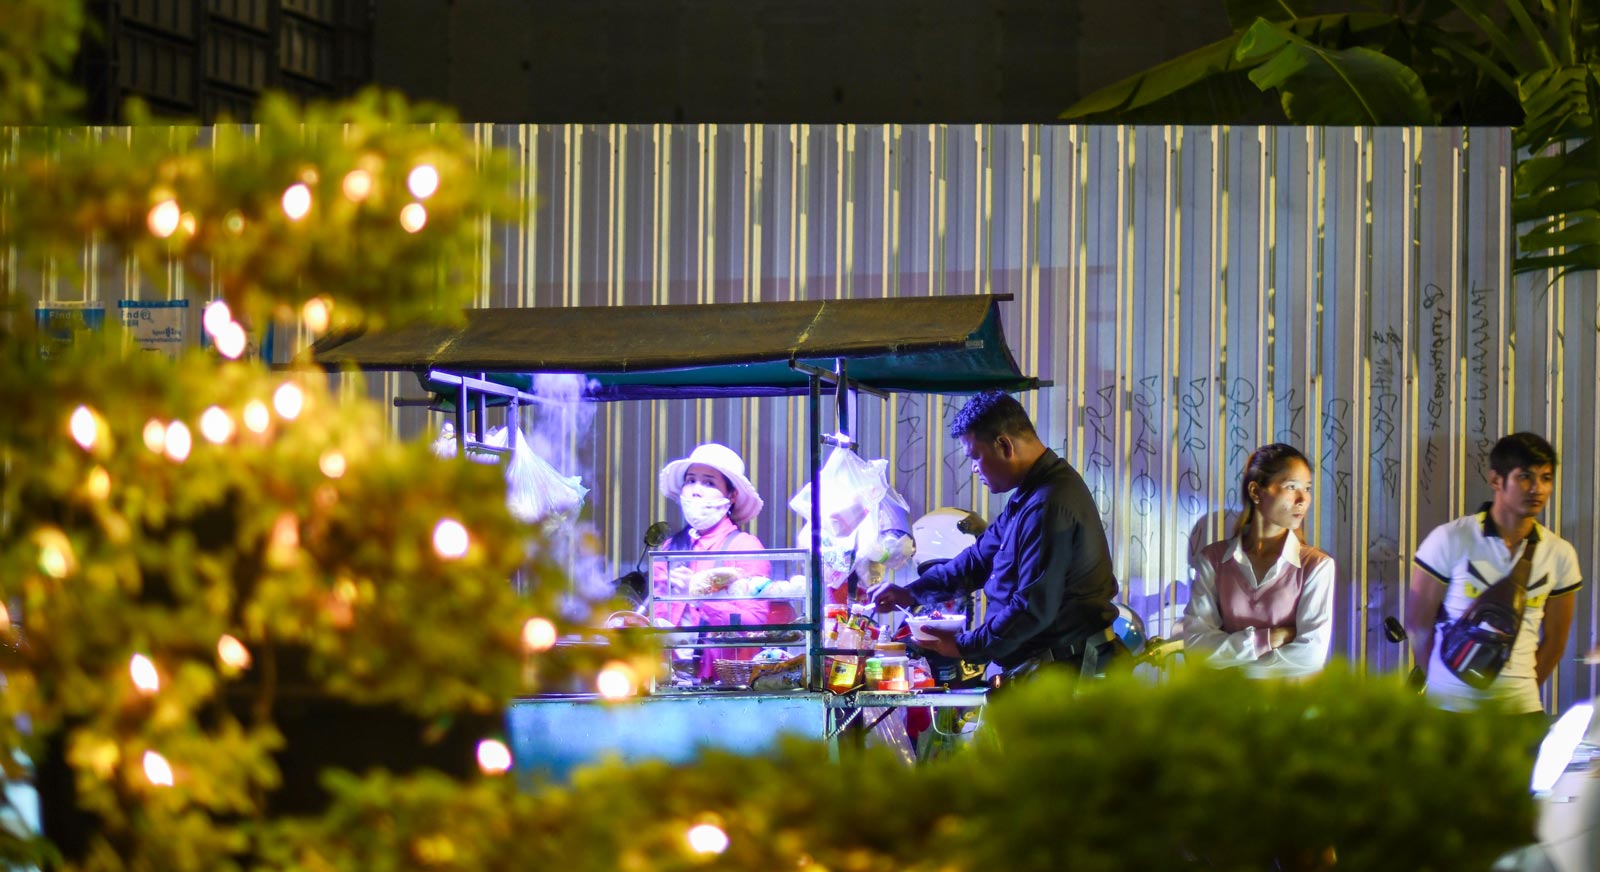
[918,626,962,658]
[668,565,693,594]
[1268,627,1296,649]
[871,584,917,613]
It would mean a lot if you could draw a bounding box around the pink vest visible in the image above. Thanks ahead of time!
[1197,536,1328,634]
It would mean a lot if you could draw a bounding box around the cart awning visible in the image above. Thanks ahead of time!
[308,295,1039,399]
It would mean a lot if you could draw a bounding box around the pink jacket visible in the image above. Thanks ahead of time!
[650,518,787,678]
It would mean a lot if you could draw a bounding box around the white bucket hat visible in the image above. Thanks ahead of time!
[659,443,764,525]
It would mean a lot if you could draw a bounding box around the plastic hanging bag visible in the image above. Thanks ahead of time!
[788,446,886,538]
[432,422,587,524]
[504,424,587,525]
[850,458,916,578]
[431,421,501,465]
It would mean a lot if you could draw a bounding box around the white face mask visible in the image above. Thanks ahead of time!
[681,494,732,531]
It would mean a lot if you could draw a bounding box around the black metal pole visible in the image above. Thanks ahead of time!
[808,373,824,691]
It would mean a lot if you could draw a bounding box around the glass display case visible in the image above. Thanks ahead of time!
[645,547,813,690]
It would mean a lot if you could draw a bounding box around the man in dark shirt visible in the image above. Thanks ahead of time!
[874,391,1120,677]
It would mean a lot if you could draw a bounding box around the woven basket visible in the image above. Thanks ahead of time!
[714,654,805,688]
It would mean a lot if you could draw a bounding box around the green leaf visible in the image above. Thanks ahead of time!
[1515,138,1600,191]
[1511,181,1600,222]
[1061,13,1403,123]
[1513,247,1600,275]
[1226,0,1319,30]
[1237,19,1438,124]
[1517,215,1600,250]
[1514,64,1600,152]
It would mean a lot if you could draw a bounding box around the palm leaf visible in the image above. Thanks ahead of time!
[1511,58,1600,275]
[1514,64,1599,152]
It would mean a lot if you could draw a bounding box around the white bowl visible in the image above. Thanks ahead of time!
[905,615,965,641]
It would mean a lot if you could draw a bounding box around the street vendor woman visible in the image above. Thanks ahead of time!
[873,391,1119,680]
[652,443,779,681]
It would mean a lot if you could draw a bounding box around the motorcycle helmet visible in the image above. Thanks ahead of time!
[911,507,981,574]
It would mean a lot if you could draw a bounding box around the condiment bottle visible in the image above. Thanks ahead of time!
[872,641,909,691]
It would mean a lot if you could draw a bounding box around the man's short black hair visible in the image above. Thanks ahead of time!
[1489,432,1557,478]
[948,390,1037,443]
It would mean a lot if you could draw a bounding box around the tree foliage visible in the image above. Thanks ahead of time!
[1062,0,1600,279]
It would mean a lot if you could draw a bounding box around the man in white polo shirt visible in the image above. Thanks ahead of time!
[1405,432,1583,716]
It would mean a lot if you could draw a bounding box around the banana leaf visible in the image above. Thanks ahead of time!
[1226,0,1321,30]
[1060,12,1401,122]
[1239,18,1437,124]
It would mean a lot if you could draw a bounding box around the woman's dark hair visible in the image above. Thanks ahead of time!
[1235,443,1312,536]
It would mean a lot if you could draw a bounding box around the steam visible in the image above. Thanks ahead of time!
[521,374,613,618]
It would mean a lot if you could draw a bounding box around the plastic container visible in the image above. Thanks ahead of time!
[871,642,909,691]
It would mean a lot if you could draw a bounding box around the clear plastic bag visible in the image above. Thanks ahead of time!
[788,446,886,537]
[432,422,588,524]
[789,447,917,595]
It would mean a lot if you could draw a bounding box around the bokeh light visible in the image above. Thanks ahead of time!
[202,300,232,337]
[143,418,167,453]
[86,466,111,501]
[408,163,440,199]
[433,519,469,559]
[147,199,180,238]
[686,823,730,855]
[342,168,373,201]
[130,654,160,694]
[273,382,305,420]
[143,750,174,787]
[217,634,252,670]
[242,400,271,434]
[163,420,192,462]
[35,528,74,579]
[521,617,557,652]
[215,321,248,359]
[271,513,300,551]
[199,406,235,444]
[281,183,312,220]
[399,202,428,233]
[319,449,347,479]
[69,405,98,450]
[476,739,512,775]
[301,296,331,334]
[596,660,638,699]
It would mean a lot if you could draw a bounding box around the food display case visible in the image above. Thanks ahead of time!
[646,547,812,690]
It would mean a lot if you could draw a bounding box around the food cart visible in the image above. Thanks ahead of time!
[311,294,1037,779]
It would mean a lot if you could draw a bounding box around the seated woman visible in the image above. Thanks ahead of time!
[1182,443,1335,678]
[651,443,775,683]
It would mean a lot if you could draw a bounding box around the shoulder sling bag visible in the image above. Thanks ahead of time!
[1438,538,1535,690]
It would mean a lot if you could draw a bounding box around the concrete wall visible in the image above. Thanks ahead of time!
[373,0,1230,122]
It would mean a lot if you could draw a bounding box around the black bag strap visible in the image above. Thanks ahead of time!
[1462,537,1537,627]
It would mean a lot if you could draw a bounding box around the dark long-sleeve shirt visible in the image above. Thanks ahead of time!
[907,449,1118,669]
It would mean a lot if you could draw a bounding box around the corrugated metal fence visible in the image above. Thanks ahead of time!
[17,123,1600,710]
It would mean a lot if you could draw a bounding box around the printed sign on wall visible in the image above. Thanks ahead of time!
[119,299,189,360]
[35,300,106,359]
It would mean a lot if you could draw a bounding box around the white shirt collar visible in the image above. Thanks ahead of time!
[1227,528,1305,570]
